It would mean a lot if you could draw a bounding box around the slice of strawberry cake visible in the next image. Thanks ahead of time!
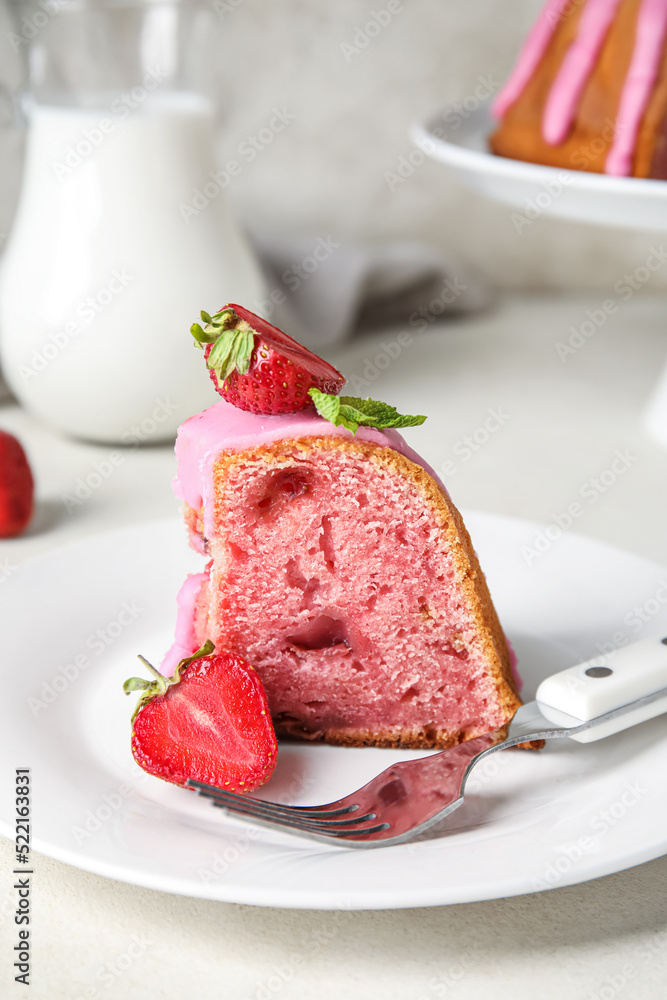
[163,305,521,750]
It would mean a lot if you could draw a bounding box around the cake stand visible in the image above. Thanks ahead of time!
[412,104,667,445]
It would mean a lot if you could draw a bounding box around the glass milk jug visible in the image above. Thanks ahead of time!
[0,0,266,442]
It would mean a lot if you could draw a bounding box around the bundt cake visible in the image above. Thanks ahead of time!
[490,0,667,177]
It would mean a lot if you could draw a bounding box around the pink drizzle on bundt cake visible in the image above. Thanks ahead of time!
[491,0,667,177]
[165,400,521,749]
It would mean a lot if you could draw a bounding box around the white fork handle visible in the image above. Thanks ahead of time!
[536,635,667,743]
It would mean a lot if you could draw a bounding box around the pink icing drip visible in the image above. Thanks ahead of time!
[172,399,447,538]
[161,571,208,676]
[542,0,622,145]
[492,0,571,119]
[605,0,667,175]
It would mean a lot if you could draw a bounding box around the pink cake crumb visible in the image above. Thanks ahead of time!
[179,437,520,747]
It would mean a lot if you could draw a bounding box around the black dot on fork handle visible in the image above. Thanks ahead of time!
[585,666,613,678]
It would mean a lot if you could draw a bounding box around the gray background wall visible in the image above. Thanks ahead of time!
[1,0,664,293]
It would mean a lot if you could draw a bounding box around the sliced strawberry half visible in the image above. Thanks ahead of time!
[191,303,345,415]
[123,641,277,792]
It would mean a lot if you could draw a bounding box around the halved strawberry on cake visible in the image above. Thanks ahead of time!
[162,305,522,751]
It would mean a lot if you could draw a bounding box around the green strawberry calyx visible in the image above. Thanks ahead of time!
[191,308,255,385]
[308,388,426,435]
[123,639,215,723]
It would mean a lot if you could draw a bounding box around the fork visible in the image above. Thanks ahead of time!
[186,636,667,848]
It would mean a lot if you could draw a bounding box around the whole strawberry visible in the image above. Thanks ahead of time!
[0,430,34,538]
[123,640,278,792]
[191,304,345,415]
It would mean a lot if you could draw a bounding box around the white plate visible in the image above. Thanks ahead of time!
[413,104,667,230]
[1,514,666,910]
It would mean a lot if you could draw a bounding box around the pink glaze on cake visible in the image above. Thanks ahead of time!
[605,0,667,176]
[542,0,622,145]
[161,571,209,676]
[172,399,445,538]
[491,0,573,119]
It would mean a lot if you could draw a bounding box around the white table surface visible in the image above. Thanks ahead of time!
[1,294,666,999]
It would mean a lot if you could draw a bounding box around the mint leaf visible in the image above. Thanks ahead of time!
[308,388,343,424]
[309,388,426,434]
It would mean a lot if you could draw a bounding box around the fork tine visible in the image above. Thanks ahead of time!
[211,798,379,829]
[186,780,388,837]
[186,780,376,827]
[186,779,359,819]
[186,729,508,846]
[210,800,389,838]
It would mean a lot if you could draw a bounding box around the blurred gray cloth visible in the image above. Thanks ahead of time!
[253,235,493,349]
